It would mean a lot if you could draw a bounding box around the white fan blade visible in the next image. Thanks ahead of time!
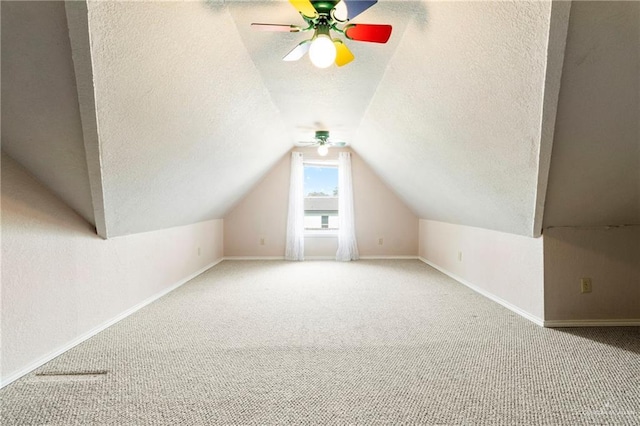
[251,23,302,32]
[283,40,311,61]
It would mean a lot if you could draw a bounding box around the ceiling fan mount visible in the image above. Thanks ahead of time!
[299,130,347,156]
[314,130,330,141]
[251,0,392,68]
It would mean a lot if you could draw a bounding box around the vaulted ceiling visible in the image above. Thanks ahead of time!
[2,1,638,239]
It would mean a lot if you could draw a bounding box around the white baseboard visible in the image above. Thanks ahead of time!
[305,255,418,260]
[223,255,419,261]
[223,256,285,260]
[0,258,224,389]
[543,319,640,327]
[360,255,418,260]
[418,257,545,327]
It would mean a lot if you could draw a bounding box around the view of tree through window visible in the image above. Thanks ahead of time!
[304,165,338,231]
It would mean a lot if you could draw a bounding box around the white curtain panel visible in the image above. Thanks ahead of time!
[285,152,305,261]
[336,152,359,261]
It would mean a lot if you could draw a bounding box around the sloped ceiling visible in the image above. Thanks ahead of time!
[1,1,95,225]
[352,1,558,236]
[3,0,573,238]
[543,1,640,228]
[82,0,291,237]
[227,0,424,142]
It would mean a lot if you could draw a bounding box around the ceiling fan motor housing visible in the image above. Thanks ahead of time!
[252,0,391,67]
[315,130,331,142]
[309,1,340,17]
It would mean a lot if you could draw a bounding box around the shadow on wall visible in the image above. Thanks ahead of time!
[543,225,640,321]
[390,0,430,32]
[1,153,99,239]
[544,226,640,272]
[202,0,227,14]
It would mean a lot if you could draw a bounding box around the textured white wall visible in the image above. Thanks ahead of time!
[223,149,289,257]
[419,219,544,321]
[224,148,418,258]
[543,226,640,322]
[540,2,639,323]
[532,0,572,236]
[1,153,224,384]
[65,0,107,237]
[84,1,289,237]
[544,1,640,227]
[353,1,554,237]
[3,1,570,241]
[1,1,95,225]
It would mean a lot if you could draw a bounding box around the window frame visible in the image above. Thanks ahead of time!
[303,160,339,237]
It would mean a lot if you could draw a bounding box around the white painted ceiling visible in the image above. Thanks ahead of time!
[3,1,635,239]
[543,1,640,227]
[1,1,95,225]
[227,0,425,143]
[351,1,556,236]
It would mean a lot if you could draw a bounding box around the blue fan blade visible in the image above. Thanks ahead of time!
[344,0,377,20]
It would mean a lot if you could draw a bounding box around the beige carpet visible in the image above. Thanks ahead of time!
[1,260,639,425]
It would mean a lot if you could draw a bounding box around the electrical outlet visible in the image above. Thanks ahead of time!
[197,247,201,256]
[260,238,265,246]
[458,251,463,262]
[581,278,592,294]
[378,238,383,245]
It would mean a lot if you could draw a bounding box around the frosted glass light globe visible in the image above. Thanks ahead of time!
[309,35,337,69]
[317,145,329,156]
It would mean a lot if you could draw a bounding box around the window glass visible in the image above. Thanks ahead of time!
[304,165,338,231]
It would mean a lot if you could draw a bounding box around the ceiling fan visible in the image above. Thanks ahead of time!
[298,130,347,156]
[251,0,392,68]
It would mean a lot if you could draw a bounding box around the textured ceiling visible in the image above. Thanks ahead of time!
[79,0,433,237]
[352,1,558,236]
[84,0,291,237]
[1,1,95,225]
[227,0,425,143]
[3,0,581,238]
[543,1,640,228]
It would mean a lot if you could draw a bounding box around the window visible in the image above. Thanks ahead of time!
[303,163,338,232]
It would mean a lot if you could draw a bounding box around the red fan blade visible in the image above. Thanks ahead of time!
[344,24,392,44]
[251,23,301,32]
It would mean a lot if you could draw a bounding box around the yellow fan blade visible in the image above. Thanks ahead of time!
[288,0,317,18]
[334,40,355,67]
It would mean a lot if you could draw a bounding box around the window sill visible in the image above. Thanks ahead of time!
[305,231,338,238]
